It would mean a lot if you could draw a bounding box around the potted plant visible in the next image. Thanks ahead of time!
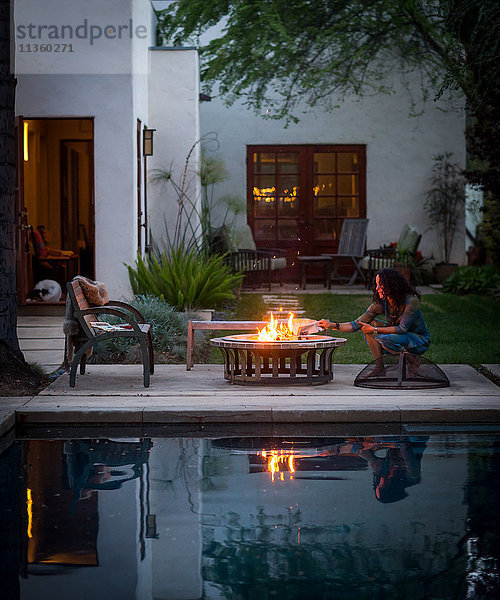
[424,153,465,283]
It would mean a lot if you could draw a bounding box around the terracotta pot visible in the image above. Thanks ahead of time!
[434,263,458,284]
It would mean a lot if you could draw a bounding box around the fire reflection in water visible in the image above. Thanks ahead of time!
[261,450,297,481]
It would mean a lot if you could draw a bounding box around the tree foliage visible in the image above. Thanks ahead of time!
[158,0,464,120]
[439,0,500,111]
[159,0,500,262]
[440,0,500,263]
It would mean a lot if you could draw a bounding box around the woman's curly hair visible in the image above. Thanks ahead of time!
[372,268,420,308]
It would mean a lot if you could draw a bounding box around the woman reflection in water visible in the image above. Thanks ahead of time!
[340,438,428,503]
[318,268,430,376]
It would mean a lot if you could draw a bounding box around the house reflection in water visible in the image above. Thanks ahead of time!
[19,438,152,598]
[8,434,500,599]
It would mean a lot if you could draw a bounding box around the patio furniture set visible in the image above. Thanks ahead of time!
[222,219,422,290]
[64,219,437,390]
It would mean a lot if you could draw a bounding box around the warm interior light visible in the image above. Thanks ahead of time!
[23,121,29,162]
[253,185,298,203]
[143,127,155,156]
[27,488,33,538]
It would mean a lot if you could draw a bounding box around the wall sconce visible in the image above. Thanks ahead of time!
[143,127,156,157]
[23,121,29,161]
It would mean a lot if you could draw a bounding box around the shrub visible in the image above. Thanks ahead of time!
[424,153,465,264]
[89,295,191,364]
[442,265,500,298]
[127,247,243,310]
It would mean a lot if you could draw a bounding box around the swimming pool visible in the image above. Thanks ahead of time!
[1,432,499,599]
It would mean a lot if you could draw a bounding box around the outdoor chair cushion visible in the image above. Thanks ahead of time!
[360,255,394,270]
[226,253,287,272]
[360,225,420,271]
[398,225,420,252]
[232,224,257,251]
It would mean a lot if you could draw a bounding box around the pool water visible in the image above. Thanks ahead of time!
[1,433,499,599]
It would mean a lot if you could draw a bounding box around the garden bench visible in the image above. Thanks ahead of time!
[186,320,267,370]
[65,279,154,387]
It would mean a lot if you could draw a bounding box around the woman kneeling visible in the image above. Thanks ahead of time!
[318,268,430,376]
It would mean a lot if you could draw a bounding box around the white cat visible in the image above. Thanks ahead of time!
[30,279,62,302]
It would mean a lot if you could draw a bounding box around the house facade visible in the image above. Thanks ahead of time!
[200,74,466,272]
[14,0,200,301]
[14,0,467,303]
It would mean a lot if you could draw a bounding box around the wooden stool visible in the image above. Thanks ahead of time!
[297,256,332,289]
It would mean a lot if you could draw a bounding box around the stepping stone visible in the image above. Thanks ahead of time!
[261,294,305,315]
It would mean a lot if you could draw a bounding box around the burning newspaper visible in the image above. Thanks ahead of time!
[292,319,324,336]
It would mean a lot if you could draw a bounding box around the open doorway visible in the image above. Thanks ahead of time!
[16,118,94,305]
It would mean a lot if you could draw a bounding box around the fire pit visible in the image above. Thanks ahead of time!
[210,313,347,385]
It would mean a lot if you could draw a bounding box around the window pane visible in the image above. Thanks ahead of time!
[314,196,336,217]
[279,196,298,217]
[338,174,359,195]
[313,175,335,196]
[313,218,339,241]
[253,174,276,216]
[313,153,335,173]
[254,196,275,217]
[253,174,276,196]
[253,219,275,240]
[278,220,299,240]
[337,196,360,217]
[277,174,299,196]
[337,152,359,172]
[253,152,275,173]
[277,152,299,173]
[275,174,299,216]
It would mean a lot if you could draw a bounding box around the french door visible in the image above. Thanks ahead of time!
[247,145,366,274]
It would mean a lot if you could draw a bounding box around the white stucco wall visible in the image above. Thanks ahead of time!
[201,75,466,264]
[14,0,168,298]
[15,74,137,297]
[148,48,201,250]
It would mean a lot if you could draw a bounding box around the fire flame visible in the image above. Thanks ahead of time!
[257,312,296,341]
[261,450,296,481]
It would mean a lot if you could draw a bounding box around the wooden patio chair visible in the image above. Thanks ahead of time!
[223,224,287,290]
[322,218,369,285]
[65,279,154,387]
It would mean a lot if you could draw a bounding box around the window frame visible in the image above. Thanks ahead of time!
[247,144,366,255]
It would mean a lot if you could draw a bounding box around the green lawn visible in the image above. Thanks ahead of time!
[218,292,500,365]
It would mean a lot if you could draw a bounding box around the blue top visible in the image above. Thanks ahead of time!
[350,295,430,338]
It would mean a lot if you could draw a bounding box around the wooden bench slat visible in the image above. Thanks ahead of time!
[186,320,268,370]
